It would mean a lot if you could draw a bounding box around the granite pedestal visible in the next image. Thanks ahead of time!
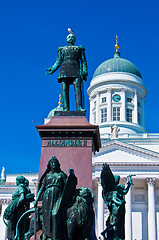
[36,112,101,190]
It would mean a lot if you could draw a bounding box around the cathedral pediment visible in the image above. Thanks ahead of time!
[94,140,159,165]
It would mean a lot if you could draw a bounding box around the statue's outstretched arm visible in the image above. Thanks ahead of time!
[116,182,131,196]
[122,175,134,195]
[46,47,63,75]
[121,182,131,195]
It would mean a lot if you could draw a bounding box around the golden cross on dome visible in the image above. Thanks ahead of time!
[115,35,120,52]
[58,94,61,108]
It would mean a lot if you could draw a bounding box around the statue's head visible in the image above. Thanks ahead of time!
[38,156,61,190]
[16,176,25,185]
[24,178,29,187]
[79,187,94,204]
[114,175,120,186]
[67,34,76,44]
[47,156,61,172]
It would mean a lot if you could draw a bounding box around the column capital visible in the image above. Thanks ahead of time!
[147,177,157,239]
[147,177,156,186]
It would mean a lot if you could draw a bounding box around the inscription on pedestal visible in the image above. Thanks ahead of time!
[44,139,89,147]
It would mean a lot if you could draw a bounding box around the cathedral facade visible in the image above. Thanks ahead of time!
[87,39,159,240]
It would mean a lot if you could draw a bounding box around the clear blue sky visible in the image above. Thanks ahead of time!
[0,0,159,174]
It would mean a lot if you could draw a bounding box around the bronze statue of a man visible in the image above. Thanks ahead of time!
[46,33,88,111]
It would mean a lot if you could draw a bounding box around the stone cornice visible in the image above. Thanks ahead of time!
[120,139,159,144]
[93,162,159,167]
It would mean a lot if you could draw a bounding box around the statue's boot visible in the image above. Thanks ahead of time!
[78,107,86,112]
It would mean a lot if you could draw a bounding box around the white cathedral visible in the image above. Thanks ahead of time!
[1,37,159,240]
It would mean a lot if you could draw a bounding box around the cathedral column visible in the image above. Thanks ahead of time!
[89,97,93,124]
[141,96,145,127]
[0,200,9,240]
[147,178,157,240]
[134,91,138,123]
[121,89,126,121]
[124,178,132,240]
[107,89,112,122]
[96,92,100,124]
[97,177,104,238]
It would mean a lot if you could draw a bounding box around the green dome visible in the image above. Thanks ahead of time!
[93,52,142,79]
[47,106,63,118]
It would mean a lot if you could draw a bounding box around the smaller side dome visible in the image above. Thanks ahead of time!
[47,106,63,118]
[47,94,63,118]
[93,52,142,79]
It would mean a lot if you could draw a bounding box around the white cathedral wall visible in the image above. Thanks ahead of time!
[132,204,148,240]
[132,212,142,240]
[157,212,159,240]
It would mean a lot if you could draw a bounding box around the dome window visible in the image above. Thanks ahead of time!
[113,107,120,121]
[127,97,132,103]
[101,108,107,123]
[126,109,132,122]
[102,97,106,103]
